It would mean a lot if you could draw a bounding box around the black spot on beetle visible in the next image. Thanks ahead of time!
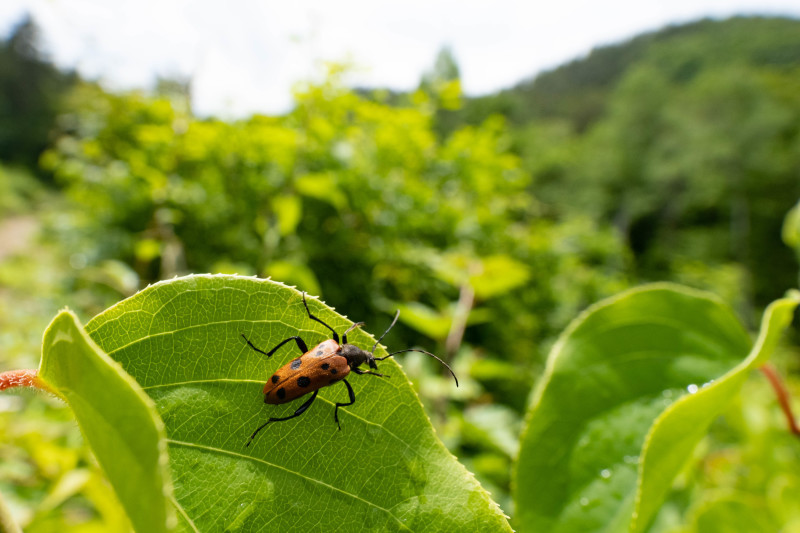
[290,358,302,370]
[276,388,286,400]
[271,374,279,384]
[321,363,330,370]
[316,350,324,356]
[297,376,311,387]
[330,368,338,375]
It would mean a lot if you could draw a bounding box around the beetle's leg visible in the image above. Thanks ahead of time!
[302,292,340,344]
[333,379,356,431]
[352,368,388,378]
[242,334,308,357]
[246,389,319,447]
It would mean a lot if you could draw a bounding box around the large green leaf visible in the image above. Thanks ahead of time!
[632,290,800,532]
[38,310,174,533]
[84,274,510,532]
[513,283,798,533]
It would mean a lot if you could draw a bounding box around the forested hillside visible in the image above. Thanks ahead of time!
[454,16,800,317]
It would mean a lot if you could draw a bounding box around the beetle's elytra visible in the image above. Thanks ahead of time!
[243,292,458,446]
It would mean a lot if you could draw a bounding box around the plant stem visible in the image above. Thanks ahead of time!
[760,364,800,437]
[445,283,475,360]
[0,369,46,392]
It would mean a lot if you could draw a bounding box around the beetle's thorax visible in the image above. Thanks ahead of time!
[339,343,373,368]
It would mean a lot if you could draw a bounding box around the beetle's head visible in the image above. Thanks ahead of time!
[340,343,371,368]
[347,310,459,386]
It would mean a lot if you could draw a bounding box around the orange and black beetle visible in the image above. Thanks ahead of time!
[243,292,458,446]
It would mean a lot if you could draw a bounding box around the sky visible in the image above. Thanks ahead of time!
[1,0,799,118]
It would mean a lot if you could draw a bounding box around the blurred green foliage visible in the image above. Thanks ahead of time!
[465,16,800,314]
[1,14,800,532]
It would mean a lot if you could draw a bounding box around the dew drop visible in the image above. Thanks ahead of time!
[600,469,612,479]
[702,380,715,389]
[580,497,590,507]
[661,389,673,398]
[687,384,699,394]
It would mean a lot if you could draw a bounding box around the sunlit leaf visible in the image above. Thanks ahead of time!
[632,290,800,532]
[271,194,302,236]
[430,253,529,300]
[295,172,348,209]
[393,301,492,342]
[514,284,798,533]
[263,260,322,296]
[84,274,510,532]
[469,255,530,300]
[782,199,800,251]
[38,310,174,533]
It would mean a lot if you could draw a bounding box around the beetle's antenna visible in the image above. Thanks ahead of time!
[342,322,365,345]
[375,348,459,387]
[344,322,365,336]
[371,310,400,354]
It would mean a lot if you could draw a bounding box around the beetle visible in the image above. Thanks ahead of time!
[242,292,458,446]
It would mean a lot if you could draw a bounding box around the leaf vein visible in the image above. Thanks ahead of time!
[166,439,413,531]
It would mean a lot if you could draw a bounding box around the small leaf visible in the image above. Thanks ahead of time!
[514,284,755,533]
[469,255,530,300]
[295,172,348,209]
[263,260,322,296]
[394,301,492,342]
[84,274,510,532]
[782,199,800,251]
[429,252,529,300]
[38,310,174,533]
[271,194,302,236]
[632,290,800,532]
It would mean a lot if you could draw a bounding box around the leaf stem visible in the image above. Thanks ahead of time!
[0,369,47,392]
[759,363,800,437]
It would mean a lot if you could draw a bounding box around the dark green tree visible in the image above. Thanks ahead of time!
[0,16,76,172]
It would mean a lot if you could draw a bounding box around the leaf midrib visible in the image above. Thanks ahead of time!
[167,439,414,532]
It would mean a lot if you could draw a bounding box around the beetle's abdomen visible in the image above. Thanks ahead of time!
[263,354,350,404]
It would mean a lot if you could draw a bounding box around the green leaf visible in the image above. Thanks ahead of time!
[38,310,174,533]
[632,290,800,532]
[686,493,779,533]
[783,199,800,252]
[513,283,798,533]
[263,260,322,296]
[393,301,492,342]
[84,274,510,532]
[271,194,302,236]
